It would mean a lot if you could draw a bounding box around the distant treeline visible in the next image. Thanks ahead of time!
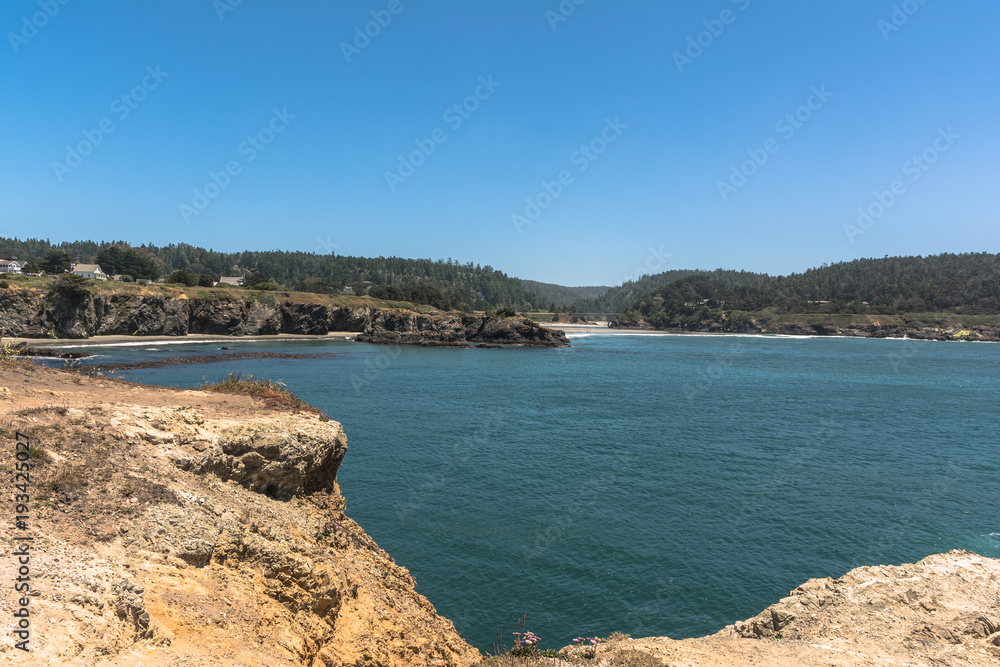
[617,253,1000,328]
[571,269,772,314]
[0,237,549,311]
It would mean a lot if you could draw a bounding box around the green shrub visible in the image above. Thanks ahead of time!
[51,273,91,301]
[0,280,8,289]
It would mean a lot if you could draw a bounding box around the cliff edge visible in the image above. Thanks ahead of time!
[0,361,480,666]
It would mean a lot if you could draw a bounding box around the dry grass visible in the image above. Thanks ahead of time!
[11,406,182,545]
[198,371,329,418]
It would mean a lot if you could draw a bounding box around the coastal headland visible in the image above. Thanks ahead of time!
[0,283,568,348]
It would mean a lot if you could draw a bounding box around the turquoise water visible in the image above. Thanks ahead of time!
[58,333,1000,651]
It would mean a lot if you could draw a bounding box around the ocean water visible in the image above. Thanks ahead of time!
[55,333,1000,651]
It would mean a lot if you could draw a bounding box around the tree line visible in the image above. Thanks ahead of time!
[0,237,548,311]
[617,253,1000,329]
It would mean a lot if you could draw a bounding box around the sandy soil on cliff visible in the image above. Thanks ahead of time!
[0,361,479,666]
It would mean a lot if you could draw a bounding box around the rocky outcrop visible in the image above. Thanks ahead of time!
[356,311,570,347]
[355,310,469,347]
[463,315,570,346]
[194,420,348,500]
[561,550,1000,667]
[1,363,480,666]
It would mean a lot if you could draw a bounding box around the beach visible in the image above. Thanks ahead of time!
[8,331,358,349]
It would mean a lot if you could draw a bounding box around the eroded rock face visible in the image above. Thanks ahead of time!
[725,550,1000,660]
[196,420,348,500]
[357,311,570,347]
[463,315,570,346]
[1,366,481,666]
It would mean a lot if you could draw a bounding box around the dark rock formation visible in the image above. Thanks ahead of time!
[0,288,570,348]
[463,315,570,346]
[356,311,570,347]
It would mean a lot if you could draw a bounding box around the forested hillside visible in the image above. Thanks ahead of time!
[518,280,609,308]
[572,269,771,314]
[618,253,1000,329]
[0,237,544,311]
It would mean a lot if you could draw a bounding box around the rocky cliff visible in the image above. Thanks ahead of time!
[0,362,480,666]
[0,287,375,339]
[557,550,1000,666]
[0,287,567,347]
[356,312,569,348]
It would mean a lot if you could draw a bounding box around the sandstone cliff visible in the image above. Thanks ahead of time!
[0,362,480,666]
[548,550,1000,666]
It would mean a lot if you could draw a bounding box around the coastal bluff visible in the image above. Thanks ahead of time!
[0,362,481,666]
[0,286,567,347]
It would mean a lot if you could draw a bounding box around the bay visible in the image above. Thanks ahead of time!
[57,333,1000,651]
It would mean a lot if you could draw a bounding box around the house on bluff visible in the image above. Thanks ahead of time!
[71,264,108,280]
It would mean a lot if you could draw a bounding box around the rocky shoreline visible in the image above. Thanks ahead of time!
[609,317,1000,341]
[356,313,569,348]
[0,288,567,348]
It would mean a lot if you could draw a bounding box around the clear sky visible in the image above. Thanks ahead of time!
[2,0,998,286]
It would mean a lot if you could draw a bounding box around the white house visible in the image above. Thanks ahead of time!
[0,260,22,274]
[71,264,108,281]
[216,276,243,286]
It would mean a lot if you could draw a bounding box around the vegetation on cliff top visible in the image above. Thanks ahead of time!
[198,371,330,418]
[1,236,548,311]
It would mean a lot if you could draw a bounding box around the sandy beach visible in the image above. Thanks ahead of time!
[541,322,669,335]
[8,331,358,349]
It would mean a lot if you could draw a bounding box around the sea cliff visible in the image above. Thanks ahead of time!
[0,286,566,347]
[0,361,480,666]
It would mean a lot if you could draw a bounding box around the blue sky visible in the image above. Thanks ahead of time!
[2,0,998,286]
